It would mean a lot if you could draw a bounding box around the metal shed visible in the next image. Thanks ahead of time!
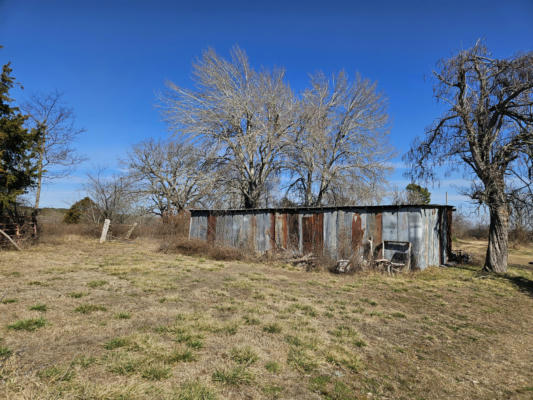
[189,205,454,270]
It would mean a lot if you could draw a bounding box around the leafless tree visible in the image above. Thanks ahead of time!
[161,47,295,208]
[405,41,533,273]
[85,169,135,224]
[127,139,217,216]
[21,91,85,210]
[284,72,392,206]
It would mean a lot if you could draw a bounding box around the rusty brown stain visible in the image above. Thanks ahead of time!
[302,215,313,254]
[351,213,364,253]
[314,213,324,255]
[282,214,288,249]
[207,215,216,244]
[288,213,299,250]
[269,213,276,250]
[375,213,382,245]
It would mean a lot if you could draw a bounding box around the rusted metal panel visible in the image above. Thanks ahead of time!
[207,215,216,244]
[275,213,288,249]
[270,213,276,250]
[375,213,382,245]
[288,213,299,251]
[188,205,453,269]
[351,213,364,258]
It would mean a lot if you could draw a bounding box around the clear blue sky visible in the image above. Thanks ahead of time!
[1,0,532,209]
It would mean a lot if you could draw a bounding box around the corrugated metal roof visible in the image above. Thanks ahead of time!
[190,204,455,215]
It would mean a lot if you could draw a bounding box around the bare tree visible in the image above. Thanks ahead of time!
[161,47,295,208]
[405,41,533,273]
[21,91,85,210]
[284,71,392,206]
[85,169,135,224]
[127,139,216,216]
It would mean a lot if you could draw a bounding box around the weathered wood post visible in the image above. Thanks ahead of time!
[124,222,138,240]
[0,228,22,251]
[99,219,110,243]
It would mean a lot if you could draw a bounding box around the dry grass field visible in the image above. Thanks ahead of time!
[1,236,532,400]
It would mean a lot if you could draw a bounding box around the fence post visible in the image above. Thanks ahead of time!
[99,219,111,243]
[124,222,138,240]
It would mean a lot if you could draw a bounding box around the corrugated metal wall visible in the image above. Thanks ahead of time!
[189,205,453,270]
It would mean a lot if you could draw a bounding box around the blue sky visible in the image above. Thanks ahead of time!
[1,0,532,210]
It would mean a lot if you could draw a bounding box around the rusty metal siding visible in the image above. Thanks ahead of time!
[189,205,453,270]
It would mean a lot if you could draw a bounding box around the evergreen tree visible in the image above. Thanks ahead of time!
[63,197,96,224]
[405,183,431,205]
[0,59,40,217]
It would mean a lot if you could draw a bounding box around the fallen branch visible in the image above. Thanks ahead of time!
[0,228,22,251]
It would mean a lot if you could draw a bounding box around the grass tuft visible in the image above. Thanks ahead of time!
[167,348,197,363]
[263,323,282,334]
[115,312,131,319]
[8,317,46,331]
[74,304,107,314]
[141,364,171,380]
[104,337,129,350]
[230,346,258,365]
[212,366,253,386]
[29,303,47,312]
[175,381,217,400]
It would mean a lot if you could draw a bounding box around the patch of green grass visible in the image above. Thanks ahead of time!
[115,312,131,319]
[265,361,281,373]
[142,364,171,380]
[29,303,47,312]
[8,317,46,331]
[0,346,12,357]
[175,329,204,349]
[104,337,129,350]
[175,381,217,400]
[28,281,45,286]
[38,366,75,382]
[287,347,317,373]
[73,355,96,368]
[67,292,86,298]
[87,280,107,288]
[74,304,107,314]
[263,323,282,334]
[1,298,17,304]
[167,349,197,363]
[230,346,258,365]
[212,366,253,386]
[108,356,139,375]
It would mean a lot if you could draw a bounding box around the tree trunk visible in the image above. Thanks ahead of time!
[483,204,509,273]
[33,148,44,211]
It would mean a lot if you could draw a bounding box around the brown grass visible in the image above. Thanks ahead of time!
[0,237,532,399]
[161,237,247,261]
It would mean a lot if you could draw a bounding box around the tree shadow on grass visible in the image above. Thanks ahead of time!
[501,274,533,298]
